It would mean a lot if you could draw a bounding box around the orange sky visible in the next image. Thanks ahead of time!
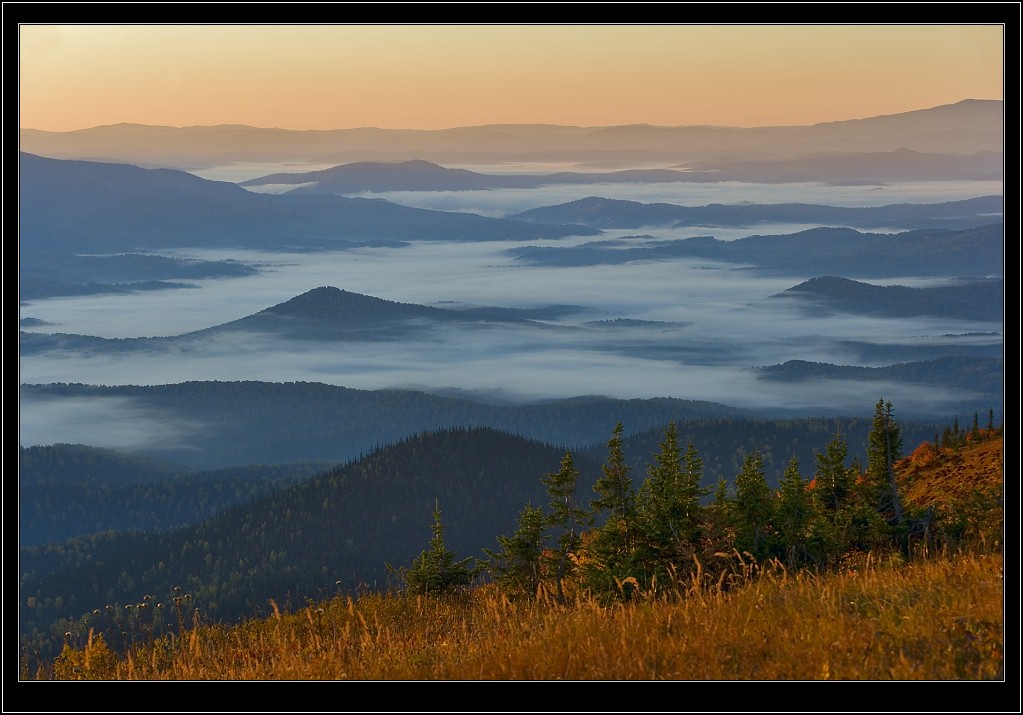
[19,24,1005,132]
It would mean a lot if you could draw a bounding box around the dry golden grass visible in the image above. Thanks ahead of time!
[54,549,1003,681]
[900,434,1003,511]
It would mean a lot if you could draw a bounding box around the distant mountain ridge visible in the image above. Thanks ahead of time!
[507,223,1004,278]
[19,99,1002,169]
[774,276,1004,321]
[512,195,1004,231]
[19,381,754,468]
[19,152,599,257]
[240,159,709,193]
[239,150,1001,194]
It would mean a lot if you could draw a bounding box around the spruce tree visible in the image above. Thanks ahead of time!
[540,452,591,602]
[482,503,547,598]
[865,398,904,523]
[637,423,708,592]
[775,456,810,568]
[584,422,641,600]
[733,450,773,557]
[392,502,475,596]
[591,422,635,523]
[807,433,860,565]
[813,432,857,512]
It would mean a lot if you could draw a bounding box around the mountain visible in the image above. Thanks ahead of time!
[19,444,323,546]
[206,285,551,340]
[240,159,710,194]
[18,424,997,667]
[18,286,561,354]
[756,356,1003,402]
[511,195,1004,231]
[18,380,753,469]
[19,428,603,660]
[773,276,1004,321]
[679,148,1002,184]
[19,253,258,301]
[242,154,1003,196]
[507,223,1004,278]
[18,153,600,259]
[19,100,1002,169]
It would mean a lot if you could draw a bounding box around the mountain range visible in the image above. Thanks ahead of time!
[511,195,1004,231]
[19,152,599,258]
[19,99,1003,169]
[237,149,1000,194]
[773,276,1004,321]
[507,223,1003,278]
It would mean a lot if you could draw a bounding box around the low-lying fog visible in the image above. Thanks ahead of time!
[19,174,1003,448]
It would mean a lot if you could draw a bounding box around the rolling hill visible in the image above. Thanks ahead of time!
[773,276,1003,321]
[511,195,1004,231]
[18,153,600,259]
[507,223,1004,278]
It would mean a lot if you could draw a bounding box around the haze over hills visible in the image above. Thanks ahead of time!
[511,195,1004,231]
[18,152,601,295]
[18,286,564,355]
[19,152,599,258]
[17,97,1005,676]
[238,152,1001,194]
[18,100,1003,169]
[773,276,1004,322]
[18,380,757,469]
[242,160,713,193]
[507,223,1004,278]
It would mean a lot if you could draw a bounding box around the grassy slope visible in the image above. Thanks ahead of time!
[42,436,1005,683]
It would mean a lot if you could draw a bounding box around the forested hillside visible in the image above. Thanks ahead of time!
[19,444,325,545]
[19,408,999,666]
[18,428,603,661]
[20,381,753,468]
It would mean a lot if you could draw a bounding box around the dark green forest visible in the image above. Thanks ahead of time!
[19,381,753,468]
[19,404,988,666]
[19,444,325,545]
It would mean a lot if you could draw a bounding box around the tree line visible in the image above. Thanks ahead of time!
[397,399,1003,603]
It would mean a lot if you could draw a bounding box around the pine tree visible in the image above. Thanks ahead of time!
[637,424,709,592]
[584,422,641,600]
[865,398,904,523]
[591,422,635,523]
[775,456,810,568]
[390,502,475,596]
[733,450,773,556]
[482,503,546,598]
[813,432,857,512]
[540,452,591,602]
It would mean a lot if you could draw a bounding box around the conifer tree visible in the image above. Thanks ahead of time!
[865,398,904,523]
[591,422,635,524]
[637,423,709,591]
[775,456,810,568]
[806,432,861,565]
[733,450,772,556]
[482,503,546,598]
[584,422,641,600]
[540,452,591,602]
[391,502,475,596]
[813,432,857,512]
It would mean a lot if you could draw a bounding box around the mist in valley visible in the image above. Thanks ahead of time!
[19,207,1003,450]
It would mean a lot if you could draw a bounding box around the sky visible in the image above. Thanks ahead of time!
[18,24,1004,132]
